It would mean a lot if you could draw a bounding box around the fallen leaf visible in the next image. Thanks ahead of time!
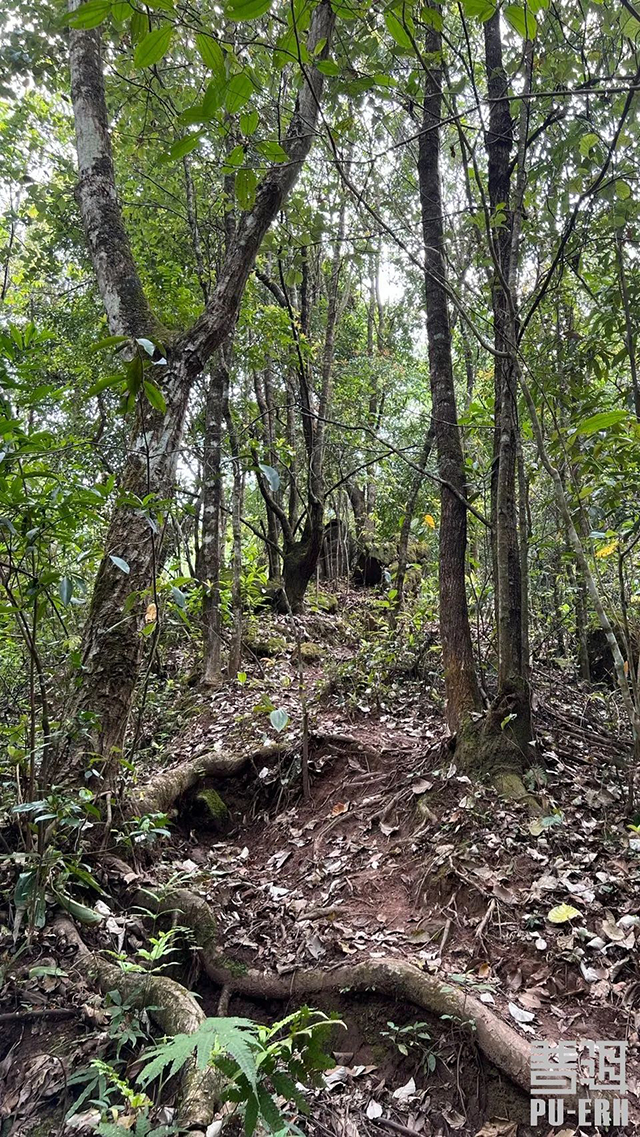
[442,1107,466,1129]
[392,1077,416,1101]
[547,903,580,924]
[366,1101,383,1119]
[508,1001,536,1023]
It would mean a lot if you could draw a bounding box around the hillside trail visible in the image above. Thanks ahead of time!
[136,588,640,1134]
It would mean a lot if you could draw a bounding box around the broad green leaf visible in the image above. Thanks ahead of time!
[504,4,537,38]
[54,888,103,926]
[88,374,125,397]
[133,24,173,68]
[171,585,186,608]
[384,10,414,51]
[90,335,128,353]
[195,34,225,77]
[240,109,259,136]
[459,0,496,20]
[269,707,290,732]
[59,577,73,605]
[223,143,245,171]
[225,71,253,113]
[227,0,273,18]
[579,132,599,157]
[257,140,289,163]
[316,59,340,76]
[161,134,202,163]
[68,0,112,29]
[143,380,167,414]
[258,462,280,491]
[616,179,631,200]
[575,409,627,435]
[236,167,257,209]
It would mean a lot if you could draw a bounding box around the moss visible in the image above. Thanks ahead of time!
[196,788,228,819]
[314,593,339,614]
[216,955,249,977]
[247,635,288,658]
[298,641,325,663]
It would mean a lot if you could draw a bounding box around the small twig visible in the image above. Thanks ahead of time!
[0,1007,81,1024]
[475,898,496,941]
[374,1118,421,1136]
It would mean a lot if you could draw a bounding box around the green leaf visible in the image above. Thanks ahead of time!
[240,109,259,136]
[223,143,245,172]
[54,888,103,926]
[459,0,496,19]
[90,335,128,353]
[161,134,202,163]
[133,24,173,68]
[615,179,631,200]
[171,585,186,608]
[59,577,73,605]
[504,4,537,38]
[257,140,289,163]
[384,9,414,51]
[236,167,257,209]
[130,8,147,41]
[226,0,273,19]
[195,34,225,77]
[109,555,130,574]
[68,0,112,29]
[88,374,125,397]
[258,462,280,491]
[316,58,340,75]
[269,708,290,732]
[143,380,167,414]
[225,71,253,113]
[579,131,599,157]
[575,409,628,435]
[14,871,36,911]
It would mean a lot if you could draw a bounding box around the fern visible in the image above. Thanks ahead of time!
[138,1016,257,1088]
[136,1005,343,1135]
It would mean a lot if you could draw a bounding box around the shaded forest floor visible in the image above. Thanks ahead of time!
[2,588,640,1135]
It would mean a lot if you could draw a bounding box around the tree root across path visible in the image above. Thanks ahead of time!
[54,915,220,1132]
[103,866,531,1095]
[129,731,382,817]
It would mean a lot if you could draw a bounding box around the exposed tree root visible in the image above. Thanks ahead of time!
[129,732,381,817]
[108,875,530,1094]
[54,915,220,1132]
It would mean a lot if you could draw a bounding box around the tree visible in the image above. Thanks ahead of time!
[65,0,336,775]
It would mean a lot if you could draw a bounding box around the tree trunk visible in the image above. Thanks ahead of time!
[66,0,336,778]
[394,423,435,614]
[198,352,229,687]
[483,10,531,747]
[224,399,244,679]
[418,7,483,731]
[282,508,325,614]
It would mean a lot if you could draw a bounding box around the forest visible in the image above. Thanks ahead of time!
[1,0,640,1131]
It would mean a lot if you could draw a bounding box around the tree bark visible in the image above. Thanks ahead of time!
[418,8,483,730]
[198,351,230,687]
[66,0,336,778]
[483,11,531,745]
